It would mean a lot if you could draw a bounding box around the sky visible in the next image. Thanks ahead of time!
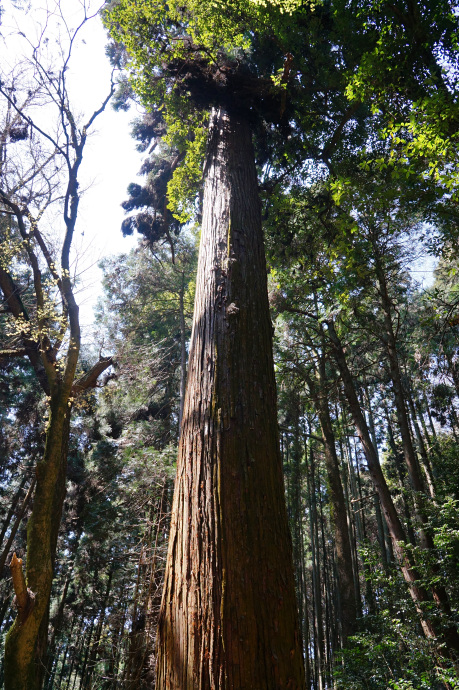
[0,0,142,335]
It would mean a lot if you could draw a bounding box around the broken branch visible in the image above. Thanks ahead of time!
[71,356,113,395]
[10,553,35,623]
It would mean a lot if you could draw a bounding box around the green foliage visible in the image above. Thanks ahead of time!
[266,127,459,680]
[107,0,308,71]
[431,436,459,500]
[336,623,458,690]
[106,0,254,217]
[334,555,459,690]
[164,113,208,222]
[96,238,196,444]
[340,0,459,222]
[105,0,349,222]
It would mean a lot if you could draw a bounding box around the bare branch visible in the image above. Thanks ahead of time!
[84,68,117,131]
[0,348,27,359]
[72,356,113,395]
[0,80,67,159]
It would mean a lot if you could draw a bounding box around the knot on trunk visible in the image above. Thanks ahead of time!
[226,302,239,317]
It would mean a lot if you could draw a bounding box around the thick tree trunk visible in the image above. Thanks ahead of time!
[156,107,305,689]
[178,273,187,434]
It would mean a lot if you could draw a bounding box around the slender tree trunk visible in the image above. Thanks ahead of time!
[44,646,59,690]
[0,595,12,631]
[156,107,305,689]
[345,438,364,547]
[299,503,312,690]
[48,571,72,654]
[335,409,362,619]
[373,294,459,632]
[444,349,459,399]
[48,643,66,690]
[52,613,76,690]
[43,570,73,687]
[288,399,306,631]
[0,477,36,574]
[373,254,428,500]
[421,391,438,441]
[4,397,72,690]
[64,612,86,690]
[414,395,439,463]
[373,493,389,569]
[78,619,95,690]
[140,486,169,688]
[111,591,130,689]
[325,320,454,646]
[406,390,436,499]
[385,413,417,546]
[319,496,332,685]
[306,440,324,690]
[364,387,392,567]
[449,407,459,441]
[314,385,357,644]
[0,473,30,547]
[83,569,113,688]
[353,438,377,615]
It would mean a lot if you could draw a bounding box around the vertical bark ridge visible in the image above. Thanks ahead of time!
[157,107,305,689]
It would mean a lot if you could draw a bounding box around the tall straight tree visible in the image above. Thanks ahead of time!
[106,1,316,686]
[157,106,304,688]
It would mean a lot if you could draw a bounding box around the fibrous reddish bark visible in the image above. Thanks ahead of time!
[157,107,305,689]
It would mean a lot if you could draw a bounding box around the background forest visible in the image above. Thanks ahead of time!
[1,0,459,688]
